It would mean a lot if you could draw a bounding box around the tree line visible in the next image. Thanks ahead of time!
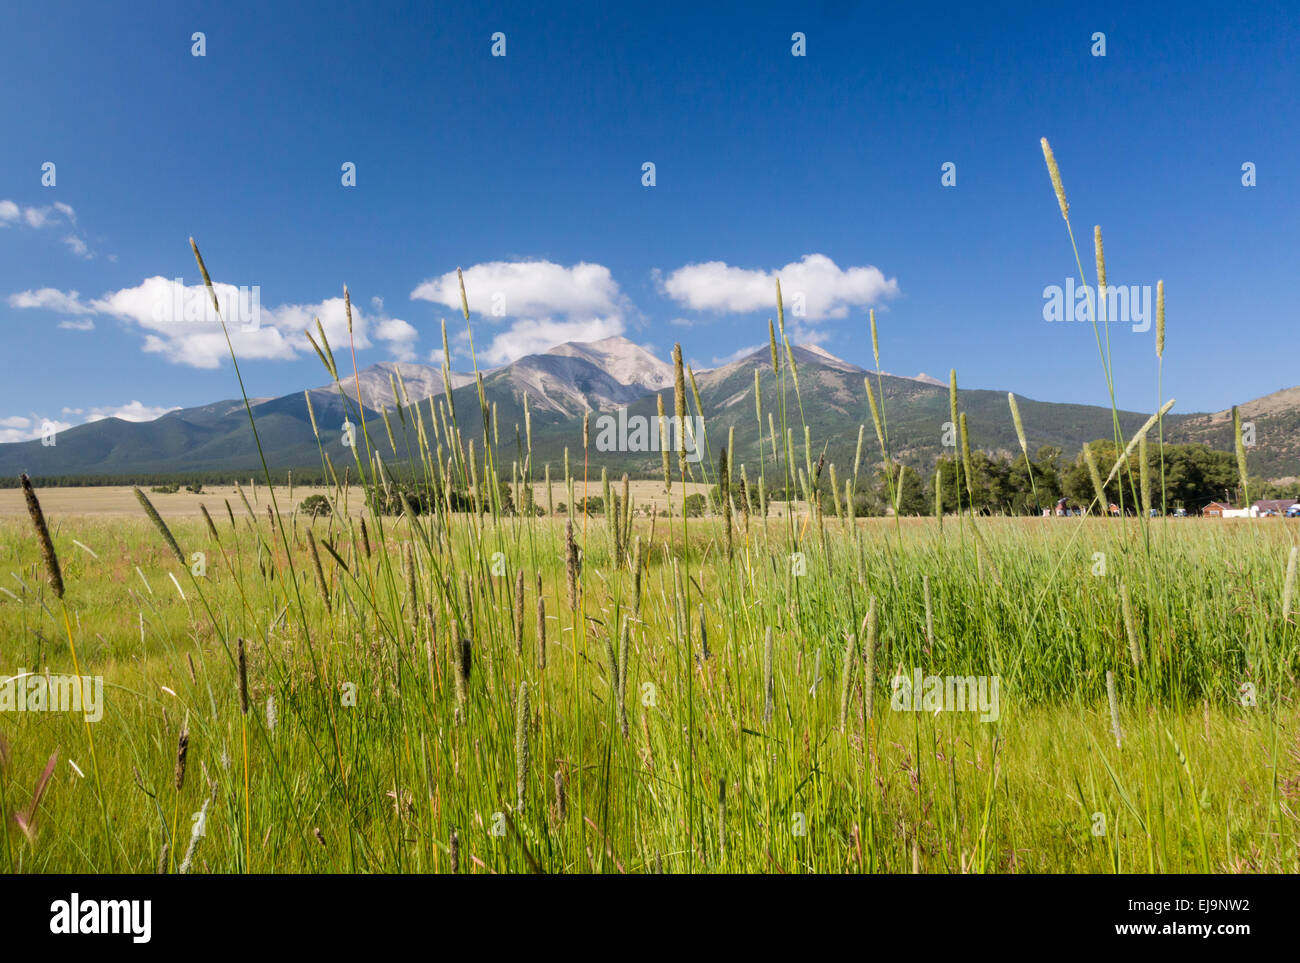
[714,442,1295,517]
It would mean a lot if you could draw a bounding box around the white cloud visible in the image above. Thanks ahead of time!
[412,260,632,366]
[0,414,74,444]
[8,278,422,369]
[412,260,624,319]
[658,253,899,322]
[58,318,95,331]
[373,317,418,362]
[0,200,92,257]
[8,287,96,314]
[83,401,180,423]
[0,401,181,443]
[710,343,765,366]
[480,316,624,365]
[789,324,831,346]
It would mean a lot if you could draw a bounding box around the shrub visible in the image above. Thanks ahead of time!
[298,494,332,517]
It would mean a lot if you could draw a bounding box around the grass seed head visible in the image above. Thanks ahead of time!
[237,638,249,714]
[515,682,530,812]
[20,474,63,600]
[133,486,186,566]
[1156,280,1166,358]
[1084,443,1106,510]
[174,724,190,792]
[1040,137,1069,220]
[1008,393,1028,458]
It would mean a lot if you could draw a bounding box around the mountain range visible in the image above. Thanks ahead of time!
[3,336,1297,481]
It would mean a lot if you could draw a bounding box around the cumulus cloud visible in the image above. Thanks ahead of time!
[0,401,180,444]
[373,317,418,362]
[479,317,624,365]
[85,401,181,423]
[412,260,631,365]
[0,200,93,257]
[8,287,96,314]
[710,343,766,366]
[7,278,421,369]
[658,253,898,322]
[0,414,73,444]
[412,260,623,319]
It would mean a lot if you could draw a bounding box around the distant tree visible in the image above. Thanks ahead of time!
[876,461,928,515]
[298,494,331,517]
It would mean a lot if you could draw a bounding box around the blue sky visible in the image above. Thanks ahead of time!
[3,0,1297,442]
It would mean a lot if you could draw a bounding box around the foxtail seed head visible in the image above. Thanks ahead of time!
[1084,443,1106,509]
[959,413,974,497]
[1105,400,1177,488]
[657,393,671,492]
[133,486,186,566]
[536,594,547,669]
[864,377,885,454]
[514,569,525,655]
[1156,281,1165,358]
[1008,393,1028,458]
[672,344,687,469]
[236,637,249,714]
[1094,225,1106,293]
[188,238,221,315]
[1040,137,1069,220]
[200,503,220,542]
[175,723,190,792]
[457,267,470,321]
[514,682,530,812]
[20,474,63,599]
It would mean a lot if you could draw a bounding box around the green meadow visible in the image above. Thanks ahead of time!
[1,507,1297,874]
[1,140,1297,875]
